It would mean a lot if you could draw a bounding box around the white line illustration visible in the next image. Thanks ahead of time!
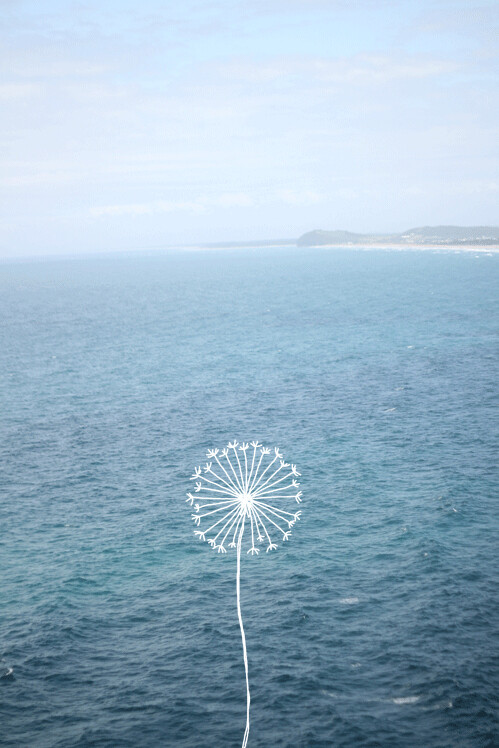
[187,441,302,747]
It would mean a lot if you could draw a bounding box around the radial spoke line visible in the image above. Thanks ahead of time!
[232,447,244,490]
[207,467,240,493]
[243,450,248,491]
[248,451,265,492]
[249,454,279,492]
[214,456,240,492]
[251,506,273,546]
[198,484,238,495]
[214,507,241,542]
[196,500,238,509]
[252,505,288,537]
[221,508,243,546]
[198,475,239,495]
[247,446,258,490]
[253,471,293,496]
[197,501,239,520]
[256,483,296,495]
[252,463,285,495]
[253,493,297,501]
[225,453,244,492]
[254,502,292,526]
[231,511,244,546]
[254,500,296,518]
[204,506,240,535]
[250,506,266,542]
[194,494,241,502]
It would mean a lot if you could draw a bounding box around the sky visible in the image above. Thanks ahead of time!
[1,0,498,257]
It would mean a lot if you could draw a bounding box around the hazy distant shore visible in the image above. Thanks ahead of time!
[298,243,499,252]
[196,226,499,253]
[189,241,499,253]
[2,236,498,263]
[296,225,499,251]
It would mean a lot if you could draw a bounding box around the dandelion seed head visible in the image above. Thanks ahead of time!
[239,492,254,512]
[186,441,303,555]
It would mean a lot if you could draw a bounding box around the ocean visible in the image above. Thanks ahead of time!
[1,246,498,747]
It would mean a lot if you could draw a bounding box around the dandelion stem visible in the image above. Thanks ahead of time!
[237,514,250,748]
[188,443,302,746]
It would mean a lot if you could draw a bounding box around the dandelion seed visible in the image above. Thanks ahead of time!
[186,441,302,748]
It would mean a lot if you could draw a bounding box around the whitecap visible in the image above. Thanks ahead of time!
[339,597,359,604]
[392,696,420,705]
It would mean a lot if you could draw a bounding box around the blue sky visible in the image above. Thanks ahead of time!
[1,0,498,256]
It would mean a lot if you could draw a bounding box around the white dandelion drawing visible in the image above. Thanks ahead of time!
[186,441,302,748]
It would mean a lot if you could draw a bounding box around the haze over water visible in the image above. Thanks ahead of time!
[1,247,498,747]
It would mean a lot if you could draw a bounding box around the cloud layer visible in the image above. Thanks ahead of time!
[1,0,498,255]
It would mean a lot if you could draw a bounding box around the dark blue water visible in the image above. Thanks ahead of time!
[1,247,498,747]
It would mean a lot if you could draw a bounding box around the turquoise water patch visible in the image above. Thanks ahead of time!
[1,247,498,746]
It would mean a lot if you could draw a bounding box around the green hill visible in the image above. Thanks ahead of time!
[297,226,499,247]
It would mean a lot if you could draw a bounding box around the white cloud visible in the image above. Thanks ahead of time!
[90,193,255,217]
[90,200,205,217]
[0,0,497,255]
[215,54,461,87]
[0,83,40,99]
[274,189,325,205]
[205,193,255,207]
[90,190,328,217]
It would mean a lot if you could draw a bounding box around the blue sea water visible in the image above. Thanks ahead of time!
[0,246,498,748]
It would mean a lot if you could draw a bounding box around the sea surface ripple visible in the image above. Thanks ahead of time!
[1,247,498,747]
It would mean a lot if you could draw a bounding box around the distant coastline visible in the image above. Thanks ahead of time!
[295,243,499,253]
[189,242,499,255]
[2,226,498,263]
[296,225,499,249]
[196,225,499,252]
